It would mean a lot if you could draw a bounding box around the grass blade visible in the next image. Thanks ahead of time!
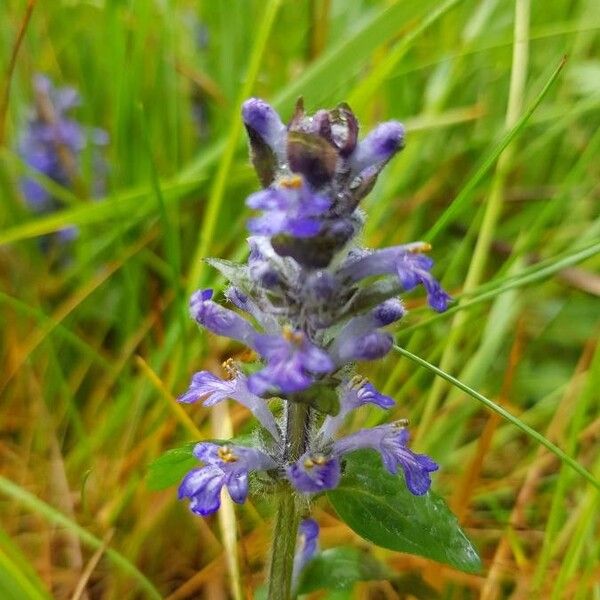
[0,477,162,600]
[393,345,600,491]
[424,55,566,242]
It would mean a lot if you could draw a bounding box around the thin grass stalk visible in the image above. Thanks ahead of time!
[416,0,531,442]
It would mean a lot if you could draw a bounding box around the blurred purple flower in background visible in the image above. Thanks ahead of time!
[18,74,108,246]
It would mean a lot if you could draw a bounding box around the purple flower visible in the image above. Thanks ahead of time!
[287,452,341,493]
[319,377,394,440]
[329,300,404,365]
[337,331,393,363]
[19,74,107,214]
[338,244,451,312]
[292,518,320,588]
[178,368,280,441]
[333,425,438,495]
[248,329,334,395]
[179,442,276,516]
[396,253,452,312]
[349,121,405,175]
[190,289,259,347]
[246,175,331,238]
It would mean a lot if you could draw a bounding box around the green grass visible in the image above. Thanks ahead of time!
[1,0,599,598]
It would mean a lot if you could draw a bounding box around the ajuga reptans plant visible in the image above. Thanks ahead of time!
[177,98,451,598]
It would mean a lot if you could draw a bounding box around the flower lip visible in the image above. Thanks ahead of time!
[246,176,331,239]
[177,368,281,441]
[287,452,341,493]
[352,378,395,409]
[318,377,395,441]
[336,244,451,313]
[332,424,438,496]
[248,329,334,395]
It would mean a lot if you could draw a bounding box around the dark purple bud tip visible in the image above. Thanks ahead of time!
[351,121,405,173]
[242,98,284,142]
[190,289,213,311]
[371,121,405,156]
[429,288,452,312]
[373,299,405,326]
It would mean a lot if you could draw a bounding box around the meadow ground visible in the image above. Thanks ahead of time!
[0,1,599,598]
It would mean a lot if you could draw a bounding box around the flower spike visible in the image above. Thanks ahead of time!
[177,99,447,535]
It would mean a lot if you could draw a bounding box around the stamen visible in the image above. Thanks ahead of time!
[409,242,432,254]
[280,175,303,189]
[304,458,315,469]
[395,418,410,428]
[313,455,327,466]
[349,375,367,389]
[218,445,238,463]
[222,357,239,380]
[282,325,304,345]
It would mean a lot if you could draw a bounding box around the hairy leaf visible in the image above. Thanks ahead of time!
[328,451,481,573]
[298,547,388,593]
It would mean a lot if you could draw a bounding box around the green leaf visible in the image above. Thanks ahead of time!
[393,344,600,491]
[392,573,440,599]
[298,547,388,594]
[291,382,340,416]
[146,442,198,491]
[327,451,481,573]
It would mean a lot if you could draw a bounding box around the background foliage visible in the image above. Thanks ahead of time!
[0,0,599,598]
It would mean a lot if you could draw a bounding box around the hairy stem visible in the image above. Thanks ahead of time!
[267,487,301,600]
[267,401,310,600]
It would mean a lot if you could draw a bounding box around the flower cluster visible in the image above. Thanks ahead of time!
[178,98,449,519]
[18,74,108,243]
